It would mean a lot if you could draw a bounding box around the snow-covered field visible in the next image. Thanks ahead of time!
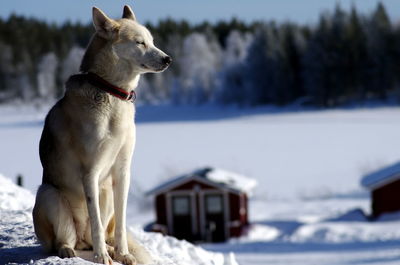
[1,103,400,264]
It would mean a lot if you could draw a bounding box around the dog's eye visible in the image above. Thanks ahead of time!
[136,41,145,46]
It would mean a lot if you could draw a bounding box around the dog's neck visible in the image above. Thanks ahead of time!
[80,35,140,92]
[88,67,140,93]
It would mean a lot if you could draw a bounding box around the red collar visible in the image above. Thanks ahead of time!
[85,72,136,102]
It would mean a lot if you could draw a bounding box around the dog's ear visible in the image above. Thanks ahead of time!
[122,5,136,21]
[92,7,119,39]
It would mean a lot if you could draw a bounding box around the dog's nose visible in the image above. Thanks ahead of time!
[163,56,172,65]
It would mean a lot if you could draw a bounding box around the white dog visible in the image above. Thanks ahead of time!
[32,5,171,265]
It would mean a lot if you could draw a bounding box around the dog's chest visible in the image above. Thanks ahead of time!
[81,102,135,153]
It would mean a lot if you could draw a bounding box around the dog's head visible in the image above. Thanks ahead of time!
[92,6,171,74]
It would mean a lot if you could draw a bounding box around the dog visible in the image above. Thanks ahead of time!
[32,5,171,265]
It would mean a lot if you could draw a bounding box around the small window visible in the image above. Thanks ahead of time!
[206,195,223,214]
[172,196,190,216]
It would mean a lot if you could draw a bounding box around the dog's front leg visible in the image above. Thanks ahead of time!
[83,173,113,265]
[112,147,136,265]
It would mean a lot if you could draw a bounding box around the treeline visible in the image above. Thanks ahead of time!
[0,3,399,107]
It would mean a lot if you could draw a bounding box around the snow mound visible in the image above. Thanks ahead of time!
[290,221,400,243]
[128,228,224,265]
[0,174,35,211]
[233,224,280,243]
[327,208,368,222]
[0,174,233,265]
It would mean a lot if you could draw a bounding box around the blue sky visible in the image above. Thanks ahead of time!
[0,0,399,25]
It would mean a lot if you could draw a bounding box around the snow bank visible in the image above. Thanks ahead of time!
[0,174,233,265]
[131,228,224,265]
[0,174,35,211]
[327,208,368,222]
[290,221,400,243]
[232,224,280,243]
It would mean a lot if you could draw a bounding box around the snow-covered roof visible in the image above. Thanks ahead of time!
[146,167,257,196]
[361,162,400,190]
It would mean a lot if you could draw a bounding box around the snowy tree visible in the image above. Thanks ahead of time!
[217,63,246,105]
[243,23,285,105]
[0,8,399,105]
[179,32,222,104]
[12,50,35,101]
[170,78,182,105]
[37,52,58,99]
[14,73,35,101]
[140,73,170,104]
[60,46,85,84]
[216,31,253,104]
[136,76,152,104]
[0,43,33,101]
[222,30,253,67]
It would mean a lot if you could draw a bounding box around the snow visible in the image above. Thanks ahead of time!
[327,208,367,222]
[4,104,400,201]
[361,161,400,189]
[0,174,35,211]
[206,168,257,194]
[290,221,400,243]
[2,103,400,264]
[234,224,280,242]
[0,174,232,265]
[133,105,400,200]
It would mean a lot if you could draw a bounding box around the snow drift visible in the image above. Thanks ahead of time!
[0,174,235,265]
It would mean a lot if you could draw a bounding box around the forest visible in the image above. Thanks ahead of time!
[0,3,399,107]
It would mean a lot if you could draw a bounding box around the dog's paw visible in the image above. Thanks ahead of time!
[94,252,113,265]
[58,245,76,258]
[115,253,137,265]
[106,244,115,259]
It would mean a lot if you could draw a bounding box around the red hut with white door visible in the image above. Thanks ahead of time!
[146,167,257,242]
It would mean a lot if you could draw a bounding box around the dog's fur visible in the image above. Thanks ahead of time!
[32,6,170,265]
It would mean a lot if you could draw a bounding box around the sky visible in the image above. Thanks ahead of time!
[0,0,399,25]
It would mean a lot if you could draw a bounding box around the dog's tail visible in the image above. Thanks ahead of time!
[127,231,154,264]
[106,217,153,265]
